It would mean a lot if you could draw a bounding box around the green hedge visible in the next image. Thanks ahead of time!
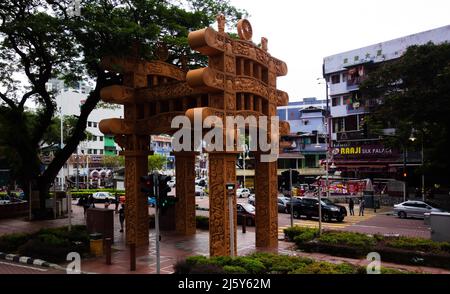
[385,236,450,254]
[0,225,90,263]
[196,216,209,230]
[173,252,411,274]
[285,227,450,269]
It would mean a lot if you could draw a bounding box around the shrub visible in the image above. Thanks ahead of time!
[293,229,318,246]
[0,233,31,253]
[284,226,318,241]
[196,216,209,230]
[185,255,209,266]
[289,261,358,274]
[223,265,247,274]
[249,253,313,274]
[318,231,376,250]
[231,257,266,274]
[385,236,450,254]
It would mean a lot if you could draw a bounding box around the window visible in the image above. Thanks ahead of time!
[93,149,97,155]
[377,50,382,56]
[100,136,103,142]
[331,74,340,84]
[332,96,341,106]
[305,155,316,168]
[303,119,309,125]
[99,150,103,155]
[92,135,97,141]
[354,56,359,61]
[87,121,92,127]
[88,149,92,154]
[93,122,98,128]
[343,58,348,64]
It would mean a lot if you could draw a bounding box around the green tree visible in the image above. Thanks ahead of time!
[0,0,245,215]
[148,154,168,172]
[360,42,450,186]
[102,154,125,169]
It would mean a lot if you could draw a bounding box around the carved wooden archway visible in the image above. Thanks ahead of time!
[99,17,289,256]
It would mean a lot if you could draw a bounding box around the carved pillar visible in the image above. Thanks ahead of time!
[174,151,197,235]
[124,146,150,246]
[122,71,149,246]
[254,153,278,248]
[208,152,237,256]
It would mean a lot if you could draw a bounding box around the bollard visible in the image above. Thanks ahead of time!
[105,238,112,265]
[130,243,136,271]
[242,215,246,233]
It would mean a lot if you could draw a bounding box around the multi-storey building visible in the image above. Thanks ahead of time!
[323,25,450,179]
[150,135,174,170]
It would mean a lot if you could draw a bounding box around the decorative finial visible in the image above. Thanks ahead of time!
[261,37,268,51]
[155,42,168,61]
[216,14,225,33]
[237,19,252,41]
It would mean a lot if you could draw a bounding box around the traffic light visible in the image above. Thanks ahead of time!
[157,174,177,214]
[291,170,300,185]
[140,175,155,197]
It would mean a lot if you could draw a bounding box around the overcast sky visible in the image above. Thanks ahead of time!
[229,0,450,102]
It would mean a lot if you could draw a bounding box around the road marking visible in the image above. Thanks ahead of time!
[0,261,48,272]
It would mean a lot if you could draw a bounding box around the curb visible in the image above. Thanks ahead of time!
[0,252,64,271]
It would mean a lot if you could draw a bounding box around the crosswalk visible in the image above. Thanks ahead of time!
[278,212,377,234]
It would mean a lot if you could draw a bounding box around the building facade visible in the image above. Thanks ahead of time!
[323,25,450,179]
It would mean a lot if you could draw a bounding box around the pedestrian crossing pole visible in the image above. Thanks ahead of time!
[153,172,160,274]
[318,184,322,236]
[289,168,293,228]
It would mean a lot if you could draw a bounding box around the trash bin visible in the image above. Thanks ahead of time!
[424,213,431,225]
[89,233,103,256]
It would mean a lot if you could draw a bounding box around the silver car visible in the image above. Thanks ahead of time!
[393,200,443,219]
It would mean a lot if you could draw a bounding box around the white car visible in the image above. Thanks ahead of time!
[248,194,255,205]
[237,188,250,198]
[168,178,176,188]
[195,185,206,196]
[0,199,11,205]
[92,192,115,202]
[393,200,443,219]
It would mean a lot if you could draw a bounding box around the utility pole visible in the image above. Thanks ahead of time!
[289,168,293,227]
[76,146,79,191]
[153,172,160,274]
[59,107,65,191]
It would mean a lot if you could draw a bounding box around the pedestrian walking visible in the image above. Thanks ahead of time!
[359,198,365,216]
[89,194,96,208]
[349,198,354,216]
[118,204,125,232]
[114,192,119,214]
[82,195,89,215]
[104,199,111,209]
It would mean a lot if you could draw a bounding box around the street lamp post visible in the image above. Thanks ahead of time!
[409,130,425,201]
[59,107,65,191]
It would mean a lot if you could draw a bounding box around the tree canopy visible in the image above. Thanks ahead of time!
[0,0,246,212]
[360,42,450,185]
[148,154,168,172]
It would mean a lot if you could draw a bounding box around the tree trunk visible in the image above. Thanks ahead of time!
[33,70,117,209]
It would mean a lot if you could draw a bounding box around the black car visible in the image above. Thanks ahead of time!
[236,203,256,226]
[290,197,347,222]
